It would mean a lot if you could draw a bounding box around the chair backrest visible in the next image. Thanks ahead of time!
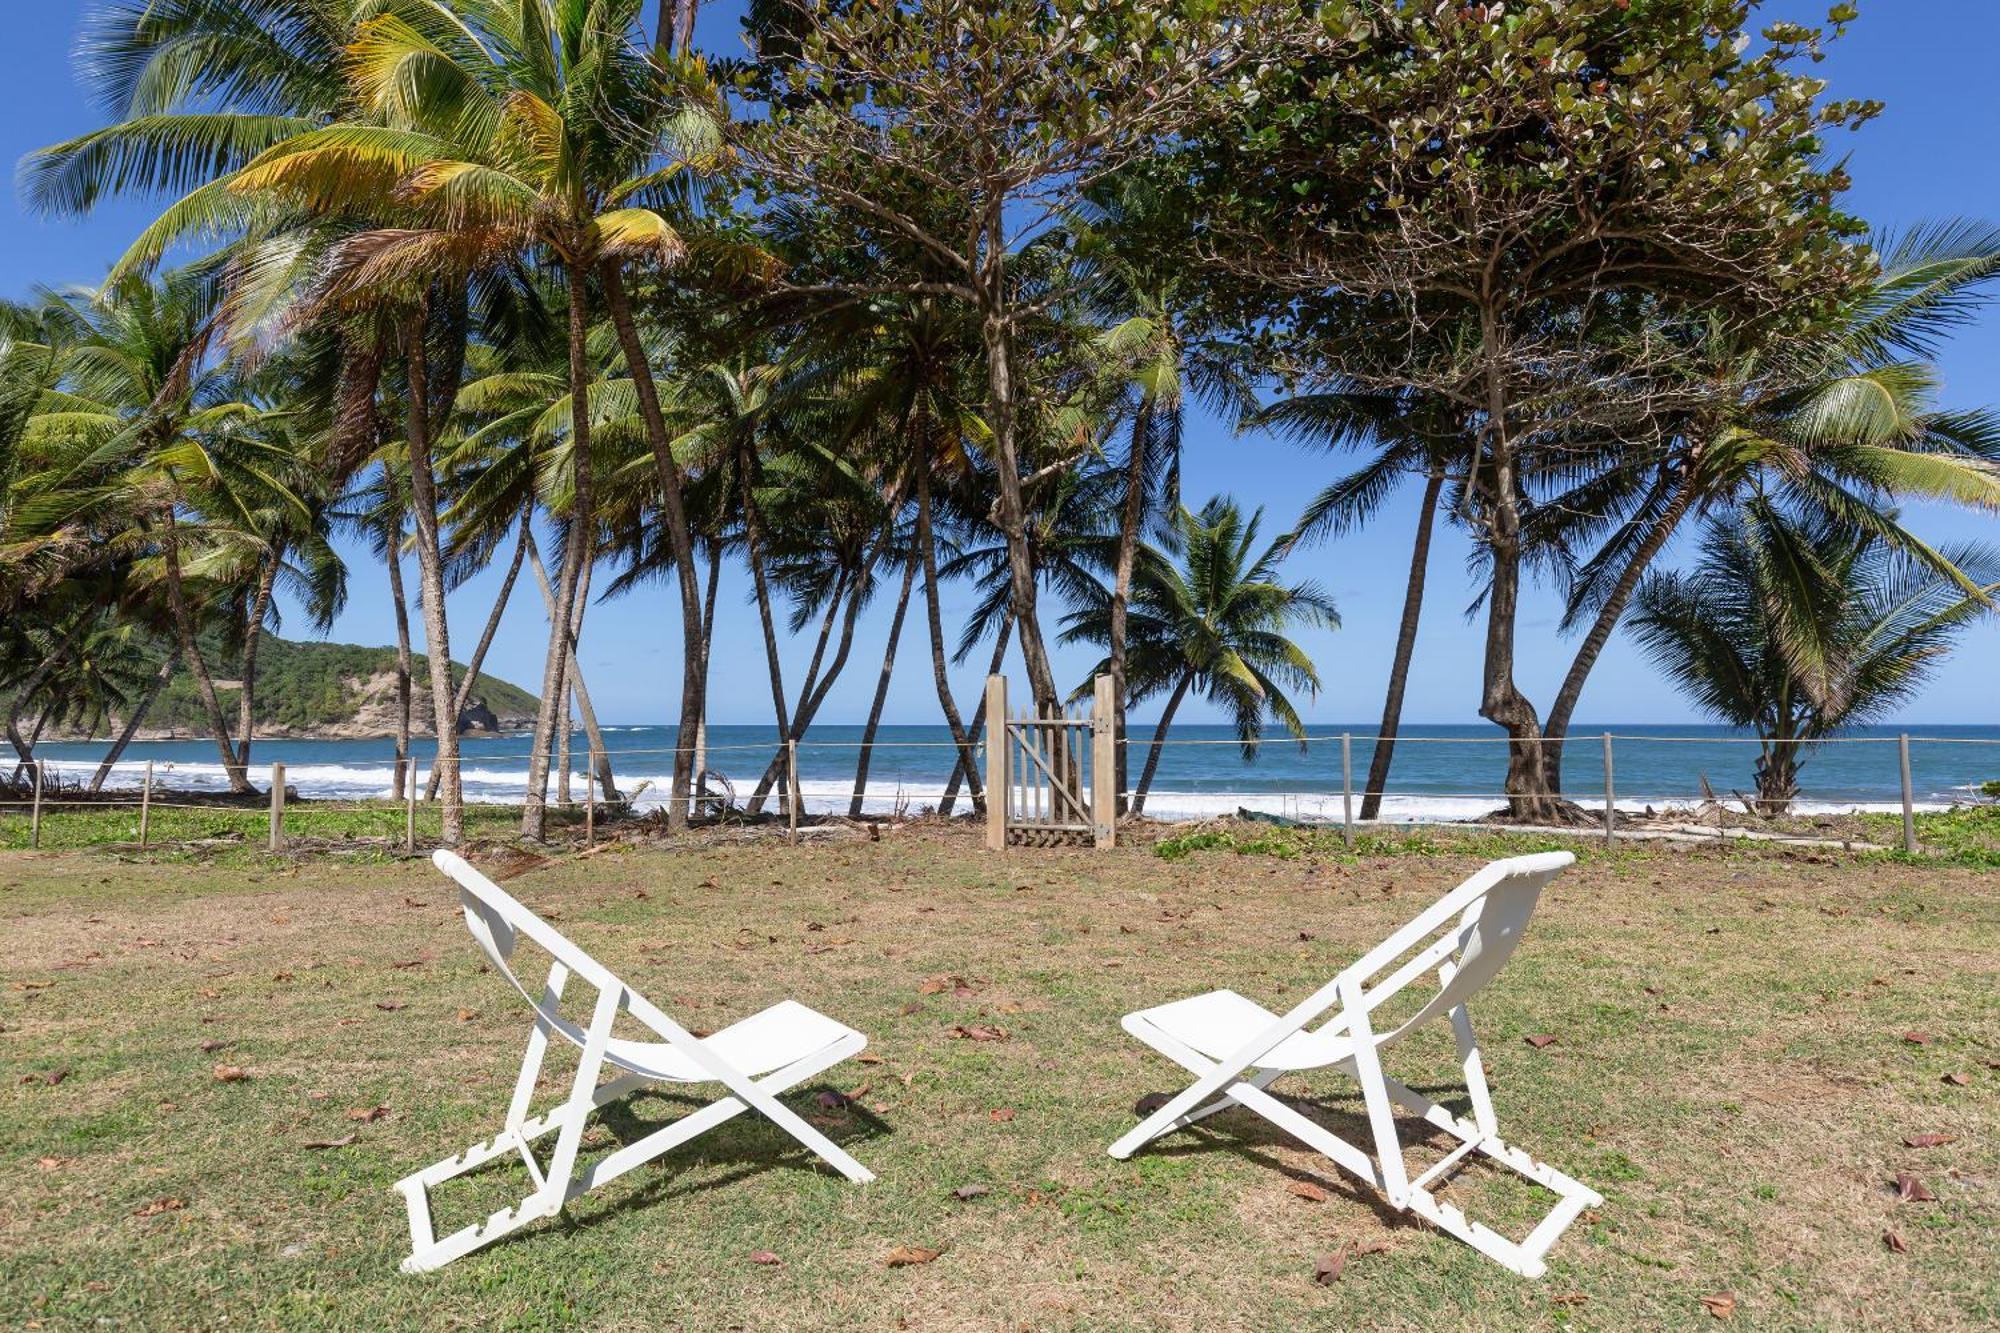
[1365,851,1574,1044]
[431,849,618,1010]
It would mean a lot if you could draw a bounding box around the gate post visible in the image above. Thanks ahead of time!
[1091,674,1116,849]
[984,676,1007,850]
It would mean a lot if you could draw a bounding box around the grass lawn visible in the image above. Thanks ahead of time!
[2,825,1995,1329]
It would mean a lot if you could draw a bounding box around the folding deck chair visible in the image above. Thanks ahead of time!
[394,850,875,1274]
[1107,850,1601,1279]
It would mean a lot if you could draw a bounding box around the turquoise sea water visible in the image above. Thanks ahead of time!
[25,723,1999,819]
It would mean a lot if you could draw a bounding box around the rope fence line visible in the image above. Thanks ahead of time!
[7,726,1991,855]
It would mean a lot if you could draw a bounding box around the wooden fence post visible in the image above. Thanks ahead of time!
[139,759,153,849]
[1091,674,1115,849]
[984,676,1007,851]
[1602,733,1616,851]
[1340,733,1355,851]
[405,776,417,854]
[1899,733,1917,854]
[268,762,286,853]
[29,759,43,850]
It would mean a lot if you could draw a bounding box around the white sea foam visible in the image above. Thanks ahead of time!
[31,758,1952,821]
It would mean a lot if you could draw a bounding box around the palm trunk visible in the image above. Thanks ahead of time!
[850,545,919,816]
[160,510,251,794]
[600,264,703,832]
[523,532,621,802]
[521,268,596,840]
[916,445,982,809]
[1543,467,1699,794]
[1131,673,1193,816]
[1361,466,1443,821]
[557,685,575,806]
[1109,401,1151,810]
[386,513,415,801]
[425,504,531,800]
[6,628,80,766]
[400,306,465,843]
[745,571,850,814]
[939,613,1011,814]
[90,649,179,792]
[734,431,792,784]
[232,544,282,774]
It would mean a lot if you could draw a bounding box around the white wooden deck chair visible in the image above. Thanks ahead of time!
[395,849,875,1274]
[1107,850,1600,1279]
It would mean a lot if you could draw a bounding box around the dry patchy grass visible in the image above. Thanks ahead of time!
[1,826,1995,1330]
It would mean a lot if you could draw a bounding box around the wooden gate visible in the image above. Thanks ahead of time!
[983,675,1115,849]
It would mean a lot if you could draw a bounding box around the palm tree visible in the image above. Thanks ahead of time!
[1255,384,1466,819]
[1061,497,1338,815]
[227,0,703,838]
[1539,223,2000,790]
[1629,502,2000,814]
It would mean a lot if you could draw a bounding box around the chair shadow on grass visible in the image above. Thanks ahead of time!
[1134,1079,1487,1230]
[430,1082,892,1257]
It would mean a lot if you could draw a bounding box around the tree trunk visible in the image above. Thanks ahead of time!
[1131,673,1193,816]
[523,534,620,803]
[1472,307,1557,820]
[939,613,1011,815]
[658,0,698,50]
[1361,465,1443,820]
[850,545,919,817]
[977,278,1058,713]
[557,684,575,806]
[160,510,252,794]
[400,306,465,844]
[521,268,596,840]
[601,265,703,832]
[386,514,415,802]
[1543,466,1700,794]
[744,570,852,813]
[1109,401,1151,810]
[425,504,531,800]
[90,649,179,792]
[5,627,80,766]
[232,543,282,775]
[916,443,982,809]
[734,430,792,791]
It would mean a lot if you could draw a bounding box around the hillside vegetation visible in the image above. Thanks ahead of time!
[140,638,538,738]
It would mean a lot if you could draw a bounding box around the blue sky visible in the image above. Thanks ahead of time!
[3,1,1996,727]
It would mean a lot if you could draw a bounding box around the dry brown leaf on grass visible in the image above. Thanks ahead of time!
[456,1009,477,1023]
[948,1024,1007,1042]
[1287,1181,1330,1203]
[36,1156,76,1171]
[1312,1251,1344,1285]
[375,1001,405,1012]
[989,1107,1016,1122]
[1903,1133,1955,1148]
[1700,1291,1737,1319]
[1133,1092,1172,1116]
[1941,1072,1971,1086]
[345,1105,388,1123]
[1902,1031,1931,1046]
[1524,1034,1559,1049]
[213,1065,248,1083]
[1895,1173,1936,1203]
[953,1184,990,1202]
[856,1053,885,1065]
[1883,1231,1908,1253]
[748,1250,782,1266]
[198,1039,227,1053]
[22,1068,68,1086]
[814,1090,850,1111]
[1550,1292,1588,1307]
[133,1197,185,1218]
[302,1134,356,1150]
[883,1244,945,1268]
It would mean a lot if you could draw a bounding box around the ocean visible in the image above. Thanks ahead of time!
[24,723,1999,820]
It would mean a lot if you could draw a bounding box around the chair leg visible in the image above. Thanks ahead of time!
[395,1029,872,1273]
